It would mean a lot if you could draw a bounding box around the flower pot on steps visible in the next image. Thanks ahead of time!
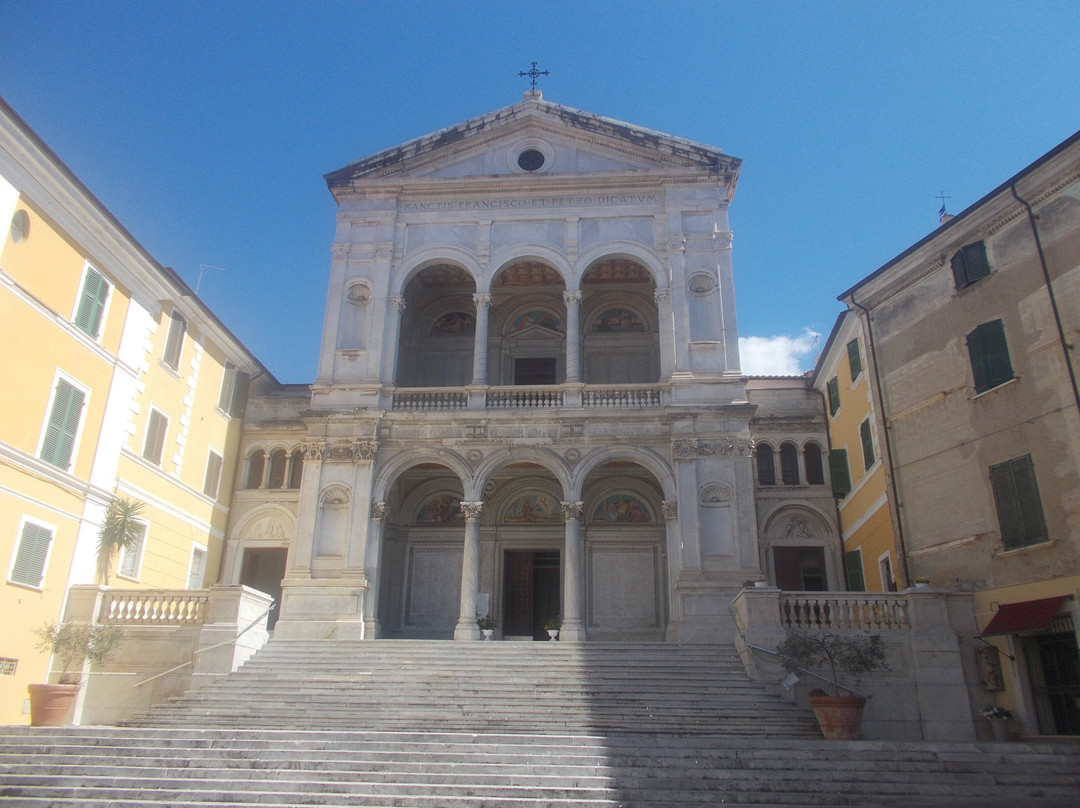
[808,694,867,740]
[28,683,79,727]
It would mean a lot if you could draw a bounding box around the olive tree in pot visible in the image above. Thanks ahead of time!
[29,622,120,726]
[776,628,888,740]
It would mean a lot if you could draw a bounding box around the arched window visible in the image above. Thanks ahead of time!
[757,444,776,486]
[246,450,265,489]
[780,443,800,485]
[267,449,287,489]
[288,449,304,489]
[804,443,825,485]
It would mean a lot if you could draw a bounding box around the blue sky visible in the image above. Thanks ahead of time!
[2,2,1077,382]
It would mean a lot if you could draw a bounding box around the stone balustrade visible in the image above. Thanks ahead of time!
[779,592,910,631]
[582,385,662,409]
[486,386,563,409]
[100,589,211,624]
[391,389,468,412]
[391,384,666,412]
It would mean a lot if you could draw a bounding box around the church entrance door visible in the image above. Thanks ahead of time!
[240,548,288,630]
[503,550,560,640]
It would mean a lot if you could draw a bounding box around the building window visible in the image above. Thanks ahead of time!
[288,449,304,489]
[40,377,86,471]
[829,449,851,498]
[9,520,53,589]
[246,449,266,489]
[951,240,991,291]
[142,409,168,466]
[203,450,223,498]
[879,552,897,592]
[162,311,186,371]
[847,339,862,381]
[73,265,110,339]
[187,545,207,589]
[756,444,776,486]
[804,443,825,485]
[990,454,1048,551]
[859,418,876,472]
[780,442,800,485]
[826,376,840,416]
[217,362,250,417]
[843,549,866,592]
[967,319,1014,394]
[267,449,287,489]
[117,522,148,580]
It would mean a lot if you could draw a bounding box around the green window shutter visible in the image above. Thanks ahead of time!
[826,377,840,416]
[229,370,250,417]
[967,320,1014,393]
[951,241,991,290]
[74,267,109,338]
[143,410,168,465]
[162,312,186,370]
[10,522,53,587]
[829,449,851,498]
[860,418,876,471]
[40,379,85,470]
[843,550,866,592]
[847,339,862,381]
[991,455,1047,550]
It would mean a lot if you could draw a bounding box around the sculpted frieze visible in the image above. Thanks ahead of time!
[321,441,378,463]
[673,437,755,460]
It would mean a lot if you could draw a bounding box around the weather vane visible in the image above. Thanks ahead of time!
[518,61,549,91]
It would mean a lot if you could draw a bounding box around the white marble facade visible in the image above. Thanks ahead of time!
[224,92,837,643]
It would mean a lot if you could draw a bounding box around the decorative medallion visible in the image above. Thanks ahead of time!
[688,273,717,296]
[320,484,351,507]
[564,448,581,466]
[466,449,485,467]
[699,483,732,505]
[346,282,371,306]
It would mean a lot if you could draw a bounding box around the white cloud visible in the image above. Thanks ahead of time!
[739,329,821,376]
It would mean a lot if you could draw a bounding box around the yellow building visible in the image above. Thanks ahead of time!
[811,310,901,592]
[0,96,272,724]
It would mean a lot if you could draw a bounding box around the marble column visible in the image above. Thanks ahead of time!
[560,501,586,642]
[563,290,582,383]
[362,501,387,639]
[381,295,406,383]
[454,501,485,640]
[470,293,492,386]
[654,287,674,380]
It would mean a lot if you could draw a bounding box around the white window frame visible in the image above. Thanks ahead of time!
[37,370,90,473]
[186,543,208,589]
[117,521,148,581]
[142,407,169,466]
[7,516,56,590]
[72,261,112,340]
[161,310,186,371]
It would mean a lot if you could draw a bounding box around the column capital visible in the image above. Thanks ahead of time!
[388,295,406,312]
[562,290,582,306]
[654,287,671,304]
[461,501,485,520]
[661,500,678,520]
[472,292,493,310]
[560,500,585,520]
[371,501,388,521]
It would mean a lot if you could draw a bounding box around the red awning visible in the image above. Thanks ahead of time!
[980,596,1068,637]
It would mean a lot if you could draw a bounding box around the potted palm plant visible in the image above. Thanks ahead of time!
[96,496,144,584]
[29,622,120,726]
[776,628,888,739]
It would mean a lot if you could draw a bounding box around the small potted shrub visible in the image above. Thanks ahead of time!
[29,622,121,726]
[544,616,562,640]
[476,614,497,640]
[776,628,888,740]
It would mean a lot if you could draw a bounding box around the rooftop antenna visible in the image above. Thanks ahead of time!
[936,191,953,224]
[196,264,228,295]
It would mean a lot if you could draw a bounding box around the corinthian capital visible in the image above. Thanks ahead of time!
[562,290,582,306]
[472,293,493,310]
[388,295,406,312]
[560,501,585,520]
[461,501,485,520]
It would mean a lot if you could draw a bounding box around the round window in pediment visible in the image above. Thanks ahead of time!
[517,149,545,171]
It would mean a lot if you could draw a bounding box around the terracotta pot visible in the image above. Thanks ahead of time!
[27,683,79,727]
[808,694,867,740]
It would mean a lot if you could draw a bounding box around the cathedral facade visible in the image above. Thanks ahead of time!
[223,93,838,644]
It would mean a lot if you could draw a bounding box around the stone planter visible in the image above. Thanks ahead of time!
[808,694,867,740]
[547,629,559,640]
[27,683,79,727]
[989,719,1009,742]
[481,629,494,641]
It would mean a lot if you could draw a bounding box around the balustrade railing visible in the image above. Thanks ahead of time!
[100,590,211,625]
[486,387,563,409]
[583,385,662,409]
[779,592,910,631]
[391,389,469,412]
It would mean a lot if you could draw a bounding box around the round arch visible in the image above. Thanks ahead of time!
[471,446,573,500]
[575,243,667,291]
[571,446,676,501]
[391,251,482,297]
[483,246,572,293]
[371,448,474,503]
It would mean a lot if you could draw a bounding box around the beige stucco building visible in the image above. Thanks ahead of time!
[838,130,1080,736]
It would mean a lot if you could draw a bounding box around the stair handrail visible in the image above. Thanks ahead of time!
[744,642,869,699]
[132,601,276,688]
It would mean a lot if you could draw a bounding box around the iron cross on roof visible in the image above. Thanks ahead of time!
[518,61,549,91]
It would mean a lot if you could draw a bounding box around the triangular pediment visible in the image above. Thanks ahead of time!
[326,95,739,188]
